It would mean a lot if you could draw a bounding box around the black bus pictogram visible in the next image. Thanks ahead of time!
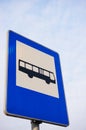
[18,59,56,84]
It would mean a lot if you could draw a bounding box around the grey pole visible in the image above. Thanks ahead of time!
[31,120,42,130]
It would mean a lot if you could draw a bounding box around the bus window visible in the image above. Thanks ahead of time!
[20,61,25,67]
[44,70,49,77]
[33,66,38,73]
[26,63,32,70]
[50,73,55,80]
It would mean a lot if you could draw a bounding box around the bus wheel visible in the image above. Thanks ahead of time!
[28,73,33,78]
[46,79,50,84]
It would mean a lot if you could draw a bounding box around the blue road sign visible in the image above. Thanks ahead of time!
[5,30,69,126]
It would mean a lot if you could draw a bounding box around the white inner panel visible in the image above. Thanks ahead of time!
[16,41,59,98]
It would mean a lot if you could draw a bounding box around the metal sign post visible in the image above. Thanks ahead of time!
[31,120,42,130]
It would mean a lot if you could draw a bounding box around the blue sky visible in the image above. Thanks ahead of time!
[0,0,86,130]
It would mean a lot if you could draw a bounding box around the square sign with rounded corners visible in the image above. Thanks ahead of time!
[5,30,69,126]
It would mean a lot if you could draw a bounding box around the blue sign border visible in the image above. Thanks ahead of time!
[5,30,69,126]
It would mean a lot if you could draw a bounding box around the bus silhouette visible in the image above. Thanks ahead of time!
[18,59,56,84]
